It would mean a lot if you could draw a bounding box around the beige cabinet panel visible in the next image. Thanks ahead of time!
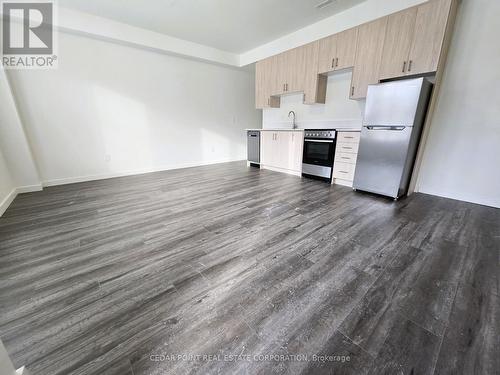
[332,161,356,181]
[255,60,266,109]
[260,131,275,166]
[318,28,357,73]
[287,47,304,93]
[261,131,303,172]
[379,8,417,80]
[335,27,358,70]
[277,131,291,169]
[289,132,304,172]
[350,17,388,100]
[318,34,337,74]
[301,41,326,104]
[270,54,285,95]
[255,58,280,109]
[407,0,452,76]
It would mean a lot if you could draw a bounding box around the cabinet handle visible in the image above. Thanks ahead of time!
[286,83,288,91]
[351,86,355,96]
[402,61,407,73]
[408,60,413,72]
[331,58,335,69]
[335,57,339,67]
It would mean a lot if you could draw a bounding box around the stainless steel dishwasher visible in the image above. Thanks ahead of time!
[247,130,260,166]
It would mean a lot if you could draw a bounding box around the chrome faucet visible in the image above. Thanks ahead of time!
[288,111,297,129]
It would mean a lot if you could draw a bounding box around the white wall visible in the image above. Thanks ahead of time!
[263,71,364,130]
[0,149,16,216]
[7,31,260,185]
[416,0,500,208]
[0,68,41,190]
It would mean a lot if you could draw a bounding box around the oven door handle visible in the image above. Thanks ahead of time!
[304,139,334,143]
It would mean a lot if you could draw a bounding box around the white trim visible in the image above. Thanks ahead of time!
[415,187,500,209]
[16,185,43,194]
[0,189,17,217]
[0,185,44,217]
[261,165,302,177]
[42,159,245,187]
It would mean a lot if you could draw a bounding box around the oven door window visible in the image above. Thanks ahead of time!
[303,140,334,166]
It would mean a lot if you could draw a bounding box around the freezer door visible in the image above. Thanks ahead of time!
[364,78,425,127]
[353,126,413,198]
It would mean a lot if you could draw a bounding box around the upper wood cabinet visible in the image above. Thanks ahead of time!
[407,0,453,75]
[350,17,388,100]
[255,57,280,109]
[254,0,455,107]
[318,34,337,73]
[379,8,418,80]
[301,41,327,105]
[335,28,358,71]
[380,0,453,80]
[318,28,358,74]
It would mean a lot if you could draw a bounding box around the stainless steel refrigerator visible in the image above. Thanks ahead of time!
[353,78,433,199]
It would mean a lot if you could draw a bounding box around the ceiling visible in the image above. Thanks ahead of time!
[57,0,367,53]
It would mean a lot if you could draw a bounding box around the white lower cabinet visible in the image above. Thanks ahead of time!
[332,131,361,187]
[260,131,303,176]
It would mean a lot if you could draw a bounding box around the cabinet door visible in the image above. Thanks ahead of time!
[255,60,266,109]
[350,17,388,100]
[379,7,417,81]
[276,131,291,170]
[303,41,326,104]
[318,34,337,74]
[260,132,275,166]
[335,27,358,70]
[270,54,284,95]
[290,132,304,172]
[286,47,303,93]
[407,0,452,76]
[256,58,280,108]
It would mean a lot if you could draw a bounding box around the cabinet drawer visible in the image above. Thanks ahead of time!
[335,152,358,164]
[338,132,360,143]
[336,142,359,154]
[333,161,356,181]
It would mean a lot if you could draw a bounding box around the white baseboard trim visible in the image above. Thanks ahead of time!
[261,164,302,177]
[0,184,43,217]
[42,158,245,187]
[16,184,43,193]
[0,188,17,217]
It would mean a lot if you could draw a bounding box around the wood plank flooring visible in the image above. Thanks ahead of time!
[0,161,498,375]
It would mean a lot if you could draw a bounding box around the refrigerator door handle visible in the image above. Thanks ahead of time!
[366,126,406,131]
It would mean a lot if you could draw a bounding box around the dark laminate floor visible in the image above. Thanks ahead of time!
[0,161,498,375]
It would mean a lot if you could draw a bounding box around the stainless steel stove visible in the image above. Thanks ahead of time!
[302,129,336,182]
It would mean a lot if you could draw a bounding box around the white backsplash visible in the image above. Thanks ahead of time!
[263,70,365,130]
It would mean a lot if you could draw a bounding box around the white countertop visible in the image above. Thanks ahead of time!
[246,128,360,132]
[246,128,303,132]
